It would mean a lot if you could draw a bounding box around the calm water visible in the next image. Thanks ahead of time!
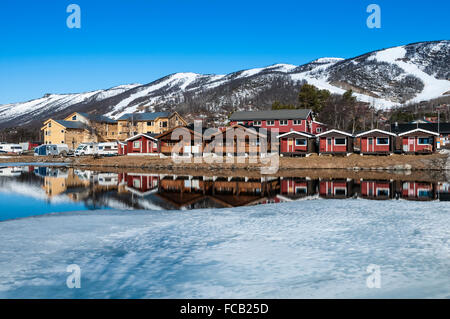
[0,165,449,221]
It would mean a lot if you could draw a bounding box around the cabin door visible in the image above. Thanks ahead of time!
[288,138,294,152]
[408,137,415,152]
[368,137,374,152]
[326,138,332,152]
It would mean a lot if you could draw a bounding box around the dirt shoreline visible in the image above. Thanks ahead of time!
[1,153,449,181]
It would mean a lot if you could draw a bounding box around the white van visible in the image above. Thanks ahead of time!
[97,142,118,156]
[75,143,98,156]
[0,144,23,154]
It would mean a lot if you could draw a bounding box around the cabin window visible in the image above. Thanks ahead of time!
[133,141,140,148]
[377,189,389,196]
[295,187,307,195]
[376,137,389,145]
[160,121,168,128]
[279,120,288,126]
[47,130,51,136]
[48,123,52,128]
[254,121,261,126]
[147,121,154,126]
[266,120,275,126]
[295,138,307,146]
[418,138,431,145]
[61,141,64,144]
[61,130,64,133]
[334,138,346,145]
[316,127,322,133]
[72,116,77,120]
[293,120,302,125]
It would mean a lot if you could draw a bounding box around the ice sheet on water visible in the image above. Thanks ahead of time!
[0,199,449,298]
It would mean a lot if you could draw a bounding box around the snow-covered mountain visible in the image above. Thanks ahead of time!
[0,40,449,128]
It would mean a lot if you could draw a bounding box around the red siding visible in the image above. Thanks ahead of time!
[319,181,348,197]
[401,136,434,153]
[279,137,308,153]
[126,136,158,154]
[361,181,391,197]
[319,137,348,153]
[360,137,391,153]
[230,114,315,133]
[281,179,308,195]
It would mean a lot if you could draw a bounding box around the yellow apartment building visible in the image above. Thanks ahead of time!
[116,111,187,138]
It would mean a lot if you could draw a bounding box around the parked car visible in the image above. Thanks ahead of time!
[34,144,70,156]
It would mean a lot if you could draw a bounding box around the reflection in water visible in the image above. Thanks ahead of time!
[0,165,449,220]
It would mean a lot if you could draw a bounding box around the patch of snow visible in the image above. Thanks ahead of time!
[0,199,448,298]
[369,46,450,102]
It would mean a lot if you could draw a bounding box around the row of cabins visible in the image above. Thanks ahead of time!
[119,125,440,157]
[117,108,441,157]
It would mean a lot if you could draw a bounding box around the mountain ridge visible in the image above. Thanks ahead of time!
[1,40,449,128]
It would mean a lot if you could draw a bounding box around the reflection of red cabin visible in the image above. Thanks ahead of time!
[319,179,352,198]
[118,142,127,155]
[317,129,354,155]
[123,173,159,196]
[280,178,316,199]
[356,129,397,155]
[125,134,159,156]
[398,129,439,154]
[277,131,316,156]
[401,182,435,201]
[360,180,392,199]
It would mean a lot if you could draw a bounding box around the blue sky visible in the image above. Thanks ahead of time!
[0,0,448,104]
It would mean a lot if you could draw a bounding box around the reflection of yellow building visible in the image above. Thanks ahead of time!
[117,112,187,138]
[42,168,90,197]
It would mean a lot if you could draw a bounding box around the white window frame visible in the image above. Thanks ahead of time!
[266,120,275,126]
[334,138,347,146]
[253,121,262,126]
[316,127,322,133]
[376,137,389,145]
[293,120,302,125]
[279,120,288,126]
[295,138,307,146]
[133,141,141,148]
[418,137,431,145]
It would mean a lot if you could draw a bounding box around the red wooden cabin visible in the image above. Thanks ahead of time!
[360,180,393,199]
[398,128,439,154]
[401,182,435,201]
[125,134,159,156]
[319,179,353,199]
[317,129,354,155]
[356,129,397,155]
[277,131,316,156]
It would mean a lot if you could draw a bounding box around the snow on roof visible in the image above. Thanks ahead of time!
[316,129,353,137]
[125,133,158,142]
[355,129,397,137]
[277,131,316,139]
[398,128,440,136]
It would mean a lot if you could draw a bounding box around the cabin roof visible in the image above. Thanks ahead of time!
[398,128,440,136]
[355,129,397,137]
[125,133,158,142]
[229,109,312,121]
[316,129,353,137]
[277,131,316,139]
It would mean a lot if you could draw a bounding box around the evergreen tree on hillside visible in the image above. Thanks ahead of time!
[298,84,331,114]
[272,101,296,110]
